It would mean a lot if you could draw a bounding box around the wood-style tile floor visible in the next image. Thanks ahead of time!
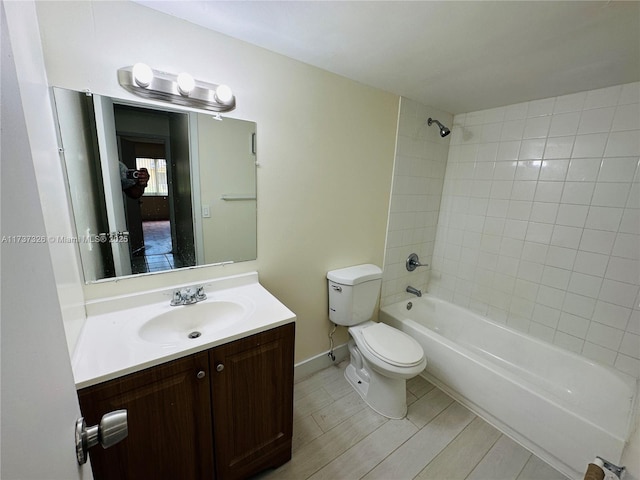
[257,360,570,480]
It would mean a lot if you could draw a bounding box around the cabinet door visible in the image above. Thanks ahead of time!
[78,352,215,480]
[210,323,295,480]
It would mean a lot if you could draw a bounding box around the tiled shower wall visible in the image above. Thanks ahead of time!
[429,82,640,377]
[381,98,450,306]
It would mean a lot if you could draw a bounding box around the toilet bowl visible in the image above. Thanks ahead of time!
[327,264,426,419]
[345,321,426,418]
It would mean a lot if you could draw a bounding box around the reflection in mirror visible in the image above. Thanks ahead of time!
[52,88,257,283]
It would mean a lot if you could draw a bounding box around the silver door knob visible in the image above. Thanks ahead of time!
[75,409,128,465]
[197,370,206,379]
[216,363,224,372]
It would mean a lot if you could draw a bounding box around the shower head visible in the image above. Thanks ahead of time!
[427,118,451,138]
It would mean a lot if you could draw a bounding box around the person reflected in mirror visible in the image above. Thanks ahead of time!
[119,162,149,199]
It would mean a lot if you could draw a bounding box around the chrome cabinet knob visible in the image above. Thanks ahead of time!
[197,370,206,379]
[216,364,224,372]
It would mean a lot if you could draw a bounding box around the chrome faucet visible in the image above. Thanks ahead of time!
[406,286,422,297]
[170,286,207,306]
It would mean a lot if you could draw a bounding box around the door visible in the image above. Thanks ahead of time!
[1,3,89,476]
[77,353,215,480]
[93,94,132,277]
[210,323,295,480]
[168,112,195,266]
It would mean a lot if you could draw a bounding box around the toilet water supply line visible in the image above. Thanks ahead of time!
[328,323,337,361]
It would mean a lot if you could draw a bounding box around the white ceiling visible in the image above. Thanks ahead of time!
[135,1,640,114]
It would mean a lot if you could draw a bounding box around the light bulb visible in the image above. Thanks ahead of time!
[132,63,153,88]
[176,72,195,96]
[214,84,233,105]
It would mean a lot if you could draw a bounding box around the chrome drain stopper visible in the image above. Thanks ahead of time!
[188,331,202,339]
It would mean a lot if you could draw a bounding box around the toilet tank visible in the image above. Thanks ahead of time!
[327,264,382,326]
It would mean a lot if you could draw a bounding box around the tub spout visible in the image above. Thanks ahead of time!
[406,286,422,297]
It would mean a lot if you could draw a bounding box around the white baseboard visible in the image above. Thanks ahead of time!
[294,342,349,382]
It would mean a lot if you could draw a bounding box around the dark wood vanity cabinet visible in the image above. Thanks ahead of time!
[78,323,295,480]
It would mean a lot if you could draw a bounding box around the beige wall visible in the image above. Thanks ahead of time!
[35,1,399,362]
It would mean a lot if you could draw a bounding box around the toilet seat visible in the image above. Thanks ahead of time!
[360,323,424,367]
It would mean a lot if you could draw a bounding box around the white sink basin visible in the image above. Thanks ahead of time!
[138,301,246,344]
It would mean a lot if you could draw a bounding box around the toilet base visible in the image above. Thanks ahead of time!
[345,344,408,419]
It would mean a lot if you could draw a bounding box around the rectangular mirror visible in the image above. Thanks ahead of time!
[52,87,257,283]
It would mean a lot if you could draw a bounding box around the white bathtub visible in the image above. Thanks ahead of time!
[380,295,638,480]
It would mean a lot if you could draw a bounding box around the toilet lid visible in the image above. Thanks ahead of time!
[361,323,424,367]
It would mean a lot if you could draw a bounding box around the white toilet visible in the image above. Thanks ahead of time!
[327,264,426,419]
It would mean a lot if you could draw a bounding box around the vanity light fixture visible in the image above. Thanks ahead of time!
[118,63,236,112]
[176,72,195,96]
[132,62,153,88]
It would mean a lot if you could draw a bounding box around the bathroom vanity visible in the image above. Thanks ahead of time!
[72,273,296,480]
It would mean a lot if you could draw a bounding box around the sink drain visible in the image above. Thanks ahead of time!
[188,331,202,339]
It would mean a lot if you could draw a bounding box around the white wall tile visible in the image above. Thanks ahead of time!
[523,116,551,139]
[515,160,541,181]
[567,272,602,298]
[586,321,624,351]
[534,182,564,203]
[605,257,639,284]
[591,182,631,208]
[599,279,639,309]
[545,245,576,270]
[619,332,640,359]
[501,120,525,141]
[536,285,566,309]
[612,104,640,132]
[519,139,545,160]
[558,312,590,338]
[605,130,640,157]
[550,225,582,249]
[612,233,640,260]
[579,229,616,255]
[578,107,616,135]
[428,83,640,378]
[539,159,569,181]
[593,302,630,333]
[585,206,623,231]
[574,250,609,277]
[563,292,597,319]
[549,112,580,137]
[556,204,588,227]
[598,157,638,182]
[566,158,602,182]
[561,182,595,205]
[618,83,640,105]
[572,133,608,158]
[497,141,521,161]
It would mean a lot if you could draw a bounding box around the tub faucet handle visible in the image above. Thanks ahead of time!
[406,253,428,272]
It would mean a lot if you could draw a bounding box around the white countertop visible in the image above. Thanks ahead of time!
[72,272,296,389]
